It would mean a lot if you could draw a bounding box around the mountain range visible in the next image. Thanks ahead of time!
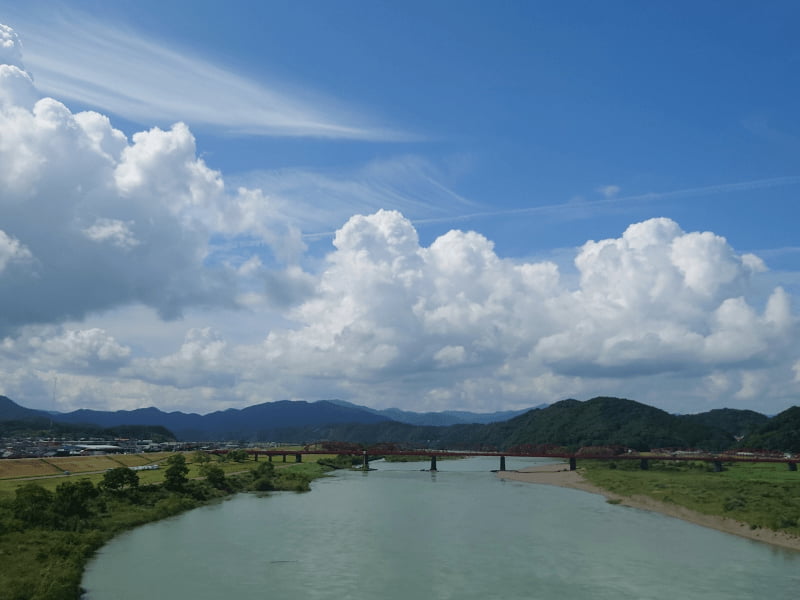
[1,394,798,452]
[0,396,532,441]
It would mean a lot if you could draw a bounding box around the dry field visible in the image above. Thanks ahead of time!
[111,454,155,467]
[0,458,61,479]
[44,456,125,473]
[0,453,181,497]
[0,452,176,480]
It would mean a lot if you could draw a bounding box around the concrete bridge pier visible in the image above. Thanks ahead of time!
[640,458,649,470]
[295,453,302,463]
[430,455,438,471]
[362,452,369,471]
[713,461,723,472]
[254,452,258,461]
[788,462,797,472]
[268,454,272,462]
[499,455,506,471]
[282,454,287,463]
[569,457,577,471]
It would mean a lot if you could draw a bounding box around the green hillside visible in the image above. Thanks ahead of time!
[680,408,769,438]
[739,406,800,453]
[272,397,738,452]
[483,397,734,451]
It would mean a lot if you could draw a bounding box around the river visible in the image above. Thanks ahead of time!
[82,457,800,599]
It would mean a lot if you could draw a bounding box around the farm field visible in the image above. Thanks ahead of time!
[0,458,61,479]
[0,451,335,498]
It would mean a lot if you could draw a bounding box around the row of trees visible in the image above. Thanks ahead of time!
[4,452,279,534]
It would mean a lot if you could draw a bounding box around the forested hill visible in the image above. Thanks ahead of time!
[681,408,769,438]
[738,406,800,453]
[456,396,737,451]
[266,397,750,452]
[0,395,48,421]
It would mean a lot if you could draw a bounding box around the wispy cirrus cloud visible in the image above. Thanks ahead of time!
[12,11,413,141]
[234,155,480,240]
[412,175,800,226]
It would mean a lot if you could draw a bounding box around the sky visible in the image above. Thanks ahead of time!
[1,1,799,416]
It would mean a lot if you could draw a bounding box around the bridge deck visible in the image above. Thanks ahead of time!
[239,449,796,464]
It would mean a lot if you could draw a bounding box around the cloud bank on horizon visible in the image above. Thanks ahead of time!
[0,21,798,416]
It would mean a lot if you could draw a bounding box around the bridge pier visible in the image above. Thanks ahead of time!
[789,462,797,472]
[569,457,576,471]
[640,458,649,470]
[295,453,302,463]
[268,454,272,462]
[282,454,287,463]
[499,455,506,471]
[430,455,438,471]
[713,460,723,472]
[362,451,369,471]
[254,452,258,461]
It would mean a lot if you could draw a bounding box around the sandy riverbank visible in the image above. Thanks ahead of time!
[498,463,800,552]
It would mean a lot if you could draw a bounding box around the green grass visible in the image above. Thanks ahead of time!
[582,460,800,535]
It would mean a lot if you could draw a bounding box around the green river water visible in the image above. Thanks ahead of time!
[82,457,800,599]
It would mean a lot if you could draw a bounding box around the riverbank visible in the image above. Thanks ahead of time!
[498,463,800,552]
[0,456,330,600]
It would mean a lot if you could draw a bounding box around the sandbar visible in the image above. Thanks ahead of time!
[498,463,800,552]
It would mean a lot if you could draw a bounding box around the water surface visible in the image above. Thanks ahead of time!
[83,457,800,599]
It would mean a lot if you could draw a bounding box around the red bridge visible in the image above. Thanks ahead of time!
[227,448,799,473]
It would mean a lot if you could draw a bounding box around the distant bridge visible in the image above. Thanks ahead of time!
[215,449,799,473]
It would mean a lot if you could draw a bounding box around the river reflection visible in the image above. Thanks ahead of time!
[83,457,800,600]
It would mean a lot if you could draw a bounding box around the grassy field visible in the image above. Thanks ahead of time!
[582,459,800,535]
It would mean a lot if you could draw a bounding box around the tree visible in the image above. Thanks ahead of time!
[53,479,98,523]
[101,467,140,494]
[192,450,211,465]
[164,453,189,491]
[201,464,226,489]
[250,461,275,491]
[226,449,249,463]
[13,483,53,526]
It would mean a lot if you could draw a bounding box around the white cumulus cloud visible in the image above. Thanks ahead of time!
[251,211,798,412]
[0,26,305,336]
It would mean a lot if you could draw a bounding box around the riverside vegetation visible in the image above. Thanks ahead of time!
[581,459,800,536]
[0,451,328,600]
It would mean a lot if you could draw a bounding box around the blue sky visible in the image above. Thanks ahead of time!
[0,1,798,415]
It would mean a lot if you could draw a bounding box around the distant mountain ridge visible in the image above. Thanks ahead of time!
[0,396,542,441]
[2,394,798,451]
[327,399,541,426]
[52,400,391,441]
